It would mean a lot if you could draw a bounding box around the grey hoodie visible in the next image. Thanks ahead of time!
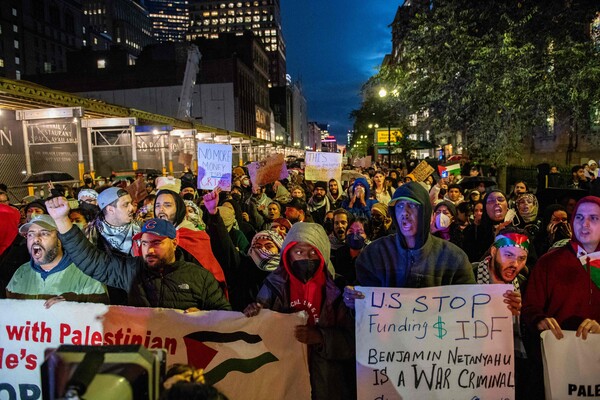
[356,182,474,288]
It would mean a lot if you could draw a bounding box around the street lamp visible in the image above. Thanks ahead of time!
[379,88,392,167]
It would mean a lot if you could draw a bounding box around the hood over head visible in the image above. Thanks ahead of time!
[388,181,432,249]
[154,189,186,227]
[281,222,334,275]
[352,177,371,200]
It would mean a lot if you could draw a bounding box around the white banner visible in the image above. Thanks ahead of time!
[304,151,342,182]
[0,299,310,400]
[197,143,233,191]
[355,284,514,400]
[541,330,600,400]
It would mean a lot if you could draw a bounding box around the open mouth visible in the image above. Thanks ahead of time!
[32,245,43,257]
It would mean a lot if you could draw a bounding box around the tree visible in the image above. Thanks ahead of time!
[353,0,600,166]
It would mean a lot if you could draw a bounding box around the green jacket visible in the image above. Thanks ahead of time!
[6,256,109,303]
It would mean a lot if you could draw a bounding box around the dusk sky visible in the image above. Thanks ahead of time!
[281,2,403,145]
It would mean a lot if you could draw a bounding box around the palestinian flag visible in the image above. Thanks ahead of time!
[577,251,600,290]
[184,330,279,385]
[438,163,461,177]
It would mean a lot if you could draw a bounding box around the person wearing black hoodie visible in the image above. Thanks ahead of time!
[344,182,474,305]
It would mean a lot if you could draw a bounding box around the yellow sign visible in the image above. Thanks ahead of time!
[376,128,402,144]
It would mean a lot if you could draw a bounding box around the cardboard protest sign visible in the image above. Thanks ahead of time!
[411,160,435,182]
[541,331,600,400]
[247,153,289,188]
[124,177,148,205]
[0,299,310,400]
[355,284,514,400]
[197,143,232,191]
[304,151,342,182]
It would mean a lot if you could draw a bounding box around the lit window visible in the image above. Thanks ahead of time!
[12,8,17,16]
[13,25,18,33]
[93,37,98,44]
[97,59,106,68]
[44,62,52,73]
[0,59,4,67]
[82,39,86,46]
[15,57,20,65]
[16,70,21,80]
[14,40,19,49]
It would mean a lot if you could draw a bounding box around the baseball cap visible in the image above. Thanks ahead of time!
[133,218,176,240]
[19,214,57,236]
[97,187,129,210]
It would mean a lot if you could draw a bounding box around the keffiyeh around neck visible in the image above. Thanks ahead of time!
[97,219,139,255]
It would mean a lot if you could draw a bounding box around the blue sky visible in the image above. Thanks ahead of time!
[281,2,402,145]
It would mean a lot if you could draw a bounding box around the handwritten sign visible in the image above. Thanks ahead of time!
[0,299,310,400]
[247,153,289,188]
[355,284,514,400]
[304,151,342,182]
[411,160,434,182]
[541,331,600,399]
[197,143,232,191]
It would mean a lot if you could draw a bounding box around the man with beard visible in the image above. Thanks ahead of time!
[86,187,140,304]
[307,181,330,225]
[329,208,351,251]
[6,214,108,303]
[44,197,230,311]
[343,182,474,307]
[285,198,309,224]
[153,189,227,295]
[87,187,140,256]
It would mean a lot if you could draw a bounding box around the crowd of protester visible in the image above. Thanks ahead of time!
[0,157,599,399]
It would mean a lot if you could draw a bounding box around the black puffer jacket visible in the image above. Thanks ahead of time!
[59,226,231,311]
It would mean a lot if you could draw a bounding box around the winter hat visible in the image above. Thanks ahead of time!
[313,181,327,191]
[271,217,292,232]
[78,188,98,201]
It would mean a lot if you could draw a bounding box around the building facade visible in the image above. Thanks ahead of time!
[0,0,87,78]
[83,0,155,57]
[187,0,286,86]
[144,0,190,42]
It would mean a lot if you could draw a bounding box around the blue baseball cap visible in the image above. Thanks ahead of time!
[133,218,176,240]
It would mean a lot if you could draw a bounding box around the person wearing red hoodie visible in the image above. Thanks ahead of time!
[0,203,23,297]
[522,195,600,399]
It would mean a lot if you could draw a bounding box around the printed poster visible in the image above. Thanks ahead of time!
[0,300,310,400]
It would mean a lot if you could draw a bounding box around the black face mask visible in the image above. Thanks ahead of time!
[290,259,320,283]
[182,193,195,201]
[231,193,242,202]
[346,234,366,250]
[439,188,447,197]
[84,178,93,185]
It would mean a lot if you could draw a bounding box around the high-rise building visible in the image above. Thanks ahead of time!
[0,0,87,79]
[144,0,190,42]
[187,0,286,87]
[83,0,156,57]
